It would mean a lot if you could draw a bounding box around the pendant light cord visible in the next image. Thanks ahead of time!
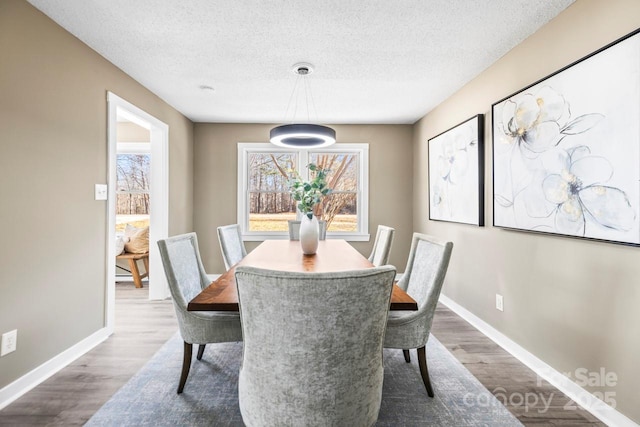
[281,65,319,125]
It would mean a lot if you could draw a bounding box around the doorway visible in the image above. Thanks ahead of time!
[106,92,169,332]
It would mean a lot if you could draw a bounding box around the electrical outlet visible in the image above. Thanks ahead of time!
[496,294,504,312]
[1,329,17,356]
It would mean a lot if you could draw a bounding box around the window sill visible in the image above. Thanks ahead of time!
[242,232,371,242]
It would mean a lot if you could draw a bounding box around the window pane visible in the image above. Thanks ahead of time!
[309,152,358,192]
[249,210,297,232]
[309,153,358,230]
[116,194,150,215]
[116,154,150,216]
[248,152,298,231]
[320,193,358,232]
[248,153,297,191]
[117,154,150,192]
[116,154,150,233]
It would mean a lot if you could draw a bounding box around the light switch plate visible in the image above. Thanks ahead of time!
[496,294,504,312]
[1,329,17,356]
[95,184,108,200]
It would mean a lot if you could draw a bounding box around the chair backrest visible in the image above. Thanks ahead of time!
[397,232,453,331]
[368,225,395,266]
[235,265,396,427]
[157,232,210,311]
[287,220,301,240]
[217,224,247,270]
[318,219,327,240]
[289,219,326,240]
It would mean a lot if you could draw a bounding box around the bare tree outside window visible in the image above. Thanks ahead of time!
[247,151,358,232]
[310,153,358,231]
[248,153,298,231]
[116,154,150,231]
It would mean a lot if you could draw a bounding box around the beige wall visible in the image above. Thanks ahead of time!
[193,123,414,274]
[0,0,193,389]
[414,0,640,422]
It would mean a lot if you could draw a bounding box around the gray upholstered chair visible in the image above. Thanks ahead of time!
[157,232,242,394]
[235,265,397,427]
[384,232,453,397]
[217,224,247,270]
[287,220,301,240]
[318,219,327,240]
[368,225,395,266]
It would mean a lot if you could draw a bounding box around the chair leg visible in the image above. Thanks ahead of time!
[178,341,193,394]
[417,346,434,397]
[197,344,206,360]
[128,258,143,288]
[403,349,411,363]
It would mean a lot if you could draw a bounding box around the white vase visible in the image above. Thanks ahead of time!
[299,214,319,255]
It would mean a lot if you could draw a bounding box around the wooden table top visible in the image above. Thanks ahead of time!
[188,239,418,311]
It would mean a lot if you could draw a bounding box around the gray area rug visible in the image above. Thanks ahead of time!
[87,333,522,426]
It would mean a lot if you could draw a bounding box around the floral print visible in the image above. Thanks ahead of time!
[501,86,570,154]
[495,86,636,239]
[429,115,483,226]
[541,146,635,235]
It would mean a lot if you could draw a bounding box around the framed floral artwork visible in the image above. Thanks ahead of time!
[492,28,640,245]
[428,114,484,226]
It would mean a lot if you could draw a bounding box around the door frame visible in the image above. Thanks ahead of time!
[106,92,169,332]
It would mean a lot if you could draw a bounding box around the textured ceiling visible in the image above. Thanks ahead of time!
[27,0,574,124]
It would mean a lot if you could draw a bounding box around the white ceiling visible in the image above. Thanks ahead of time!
[28,0,574,124]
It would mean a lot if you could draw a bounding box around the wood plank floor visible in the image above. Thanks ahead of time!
[0,282,177,426]
[0,283,604,426]
[430,305,603,426]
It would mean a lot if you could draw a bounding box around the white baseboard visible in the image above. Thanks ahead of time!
[0,327,111,410]
[439,294,638,427]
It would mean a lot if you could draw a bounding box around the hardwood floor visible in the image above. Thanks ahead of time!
[430,305,604,426]
[0,284,604,426]
[0,282,177,426]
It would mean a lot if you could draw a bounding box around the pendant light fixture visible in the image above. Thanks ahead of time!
[270,63,336,148]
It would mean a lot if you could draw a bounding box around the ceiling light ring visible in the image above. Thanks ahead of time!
[270,124,336,148]
[270,62,336,149]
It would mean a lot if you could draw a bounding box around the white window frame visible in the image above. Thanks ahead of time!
[238,142,369,241]
[117,141,150,154]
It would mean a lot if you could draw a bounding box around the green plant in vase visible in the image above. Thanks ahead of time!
[289,163,332,219]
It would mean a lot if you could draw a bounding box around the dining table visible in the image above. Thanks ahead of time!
[188,239,418,312]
